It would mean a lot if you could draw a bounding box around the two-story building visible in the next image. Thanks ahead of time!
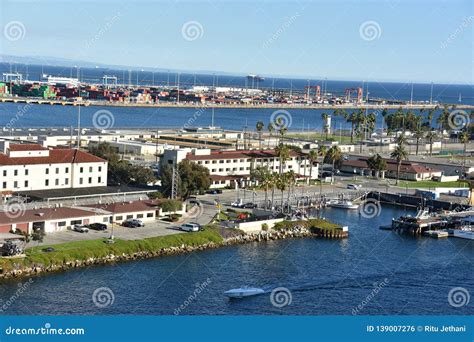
[162,148,319,188]
[0,141,108,199]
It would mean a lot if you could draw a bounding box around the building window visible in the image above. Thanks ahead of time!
[233,159,237,163]
[98,177,101,183]
[137,214,144,218]
[198,161,202,164]
[70,219,82,225]
[212,160,217,164]
[13,181,17,188]
[219,160,224,164]
[126,215,133,219]
[232,168,237,171]
[239,167,244,171]
[25,169,29,176]
[205,161,209,164]
[219,168,223,172]
[56,168,59,174]
[80,167,83,173]
[58,221,66,227]
[88,177,92,184]
[2,170,6,177]
[24,181,28,187]
[65,178,69,185]
[45,168,49,175]
[45,179,49,186]
[98,166,102,172]
[79,178,83,185]
[211,169,216,172]
[116,216,123,221]
[89,166,93,172]
[226,168,230,171]
[240,159,244,162]
[2,182,6,189]
[226,160,231,163]
[103,217,109,223]
[65,167,69,173]
[147,213,154,218]
[55,179,59,186]
[14,170,18,176]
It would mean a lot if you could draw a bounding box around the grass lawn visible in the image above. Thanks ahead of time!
[400,180,468,189]
[0,228,224,272]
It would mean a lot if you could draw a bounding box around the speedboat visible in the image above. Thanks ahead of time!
[327,200,359,210]
[224,286,265,298]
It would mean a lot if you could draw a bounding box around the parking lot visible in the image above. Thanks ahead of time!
[26,219,186,248]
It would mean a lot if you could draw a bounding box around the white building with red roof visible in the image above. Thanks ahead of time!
[162,148,318,188]
[0,140,107,196]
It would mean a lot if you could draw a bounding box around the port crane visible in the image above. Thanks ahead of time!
[304,85,321,102]
[344,87,363,103]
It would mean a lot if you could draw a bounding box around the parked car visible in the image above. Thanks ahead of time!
[347,183,361,190]
[231,199,244,208]
[1,241,23,256]
[206,189,223,194]
[122,219,144,228]
[73,224,89,233]
[87,223,108,231]
[180,223,200,232]
[243,202,257,209]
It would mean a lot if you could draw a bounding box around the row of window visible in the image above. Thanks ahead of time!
[2,176,103,189]
[1,165,103,177]
[196,157,301,165]
[58,212,154,227]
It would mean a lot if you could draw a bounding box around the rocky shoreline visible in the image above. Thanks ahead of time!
[0,227,346,280]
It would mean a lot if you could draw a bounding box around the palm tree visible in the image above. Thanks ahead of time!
[425,131,437,156]
[390,144,409,185]
[321,112,329,140]
[367,154,387,178]
[250,166,271,209]
[414,126,424,156]
[256,121,264,150]
[307,149,318,182]
[347,111,357,143]
[276,173,287,212]
[269,172,278,209]
[285,170,296,208]
[267,122,275,148]
[324,146,342,182]
[275,143,290,175]
[459,130,470,176]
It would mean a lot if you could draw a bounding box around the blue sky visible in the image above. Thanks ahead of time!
[1,0,472,84]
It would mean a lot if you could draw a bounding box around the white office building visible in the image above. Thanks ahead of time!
[0,141,108,197]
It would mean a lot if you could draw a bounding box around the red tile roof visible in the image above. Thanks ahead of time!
[0,148,105,166]
[0,207,97,225]
[8,144,48,151]
[186,149,302,161]
[86,200,157,214]
[342,158,441,174]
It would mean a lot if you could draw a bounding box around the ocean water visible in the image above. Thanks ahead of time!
[0,102,459,132]
[0,206,472,315]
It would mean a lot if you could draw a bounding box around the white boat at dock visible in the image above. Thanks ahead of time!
[451,227,474,240]
[326,199,359,210]
[224,286,265,298]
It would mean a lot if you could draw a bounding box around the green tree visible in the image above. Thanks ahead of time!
[390,144,409,185]
[256,120,264,149]
[307,149,318,181]
[425,131,437,156]
[324,146,343,170]
[275,143,290,174]
[160,160,211,199]
[459,130,470,176]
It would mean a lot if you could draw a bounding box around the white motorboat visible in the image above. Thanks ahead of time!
[327,200,359,210]
[224,286,265,298]
[452,227,474,240]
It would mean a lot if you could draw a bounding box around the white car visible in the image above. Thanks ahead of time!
[347,183,361,190]
[73,224,89,233]
[180,223,200,232]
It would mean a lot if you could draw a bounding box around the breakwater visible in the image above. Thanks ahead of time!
[0,225,344,280]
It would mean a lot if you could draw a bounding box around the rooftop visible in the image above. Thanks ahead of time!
[186,149,303,161]
[0,148,105,166]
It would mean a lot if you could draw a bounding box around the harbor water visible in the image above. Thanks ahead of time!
[0,206,472,315]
